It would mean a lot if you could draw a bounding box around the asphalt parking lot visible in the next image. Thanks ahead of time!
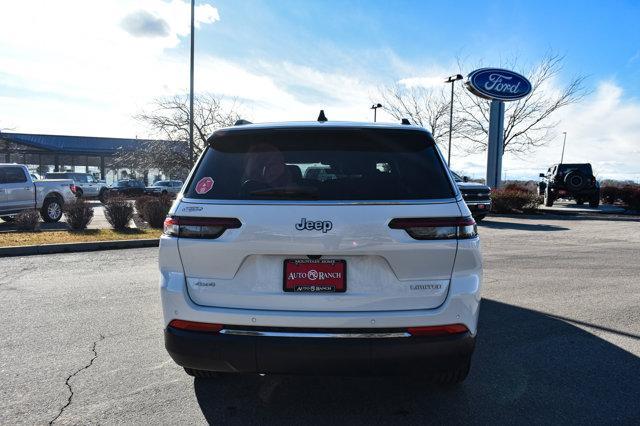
[1,214,639,425]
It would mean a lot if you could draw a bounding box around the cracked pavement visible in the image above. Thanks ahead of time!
[49,335,104,425]
[0,214,639,424]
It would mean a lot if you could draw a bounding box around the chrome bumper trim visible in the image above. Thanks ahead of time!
[219,329,411,338]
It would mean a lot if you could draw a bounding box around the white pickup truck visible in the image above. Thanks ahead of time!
[0,164,76,223]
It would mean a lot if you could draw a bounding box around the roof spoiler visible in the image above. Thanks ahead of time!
[401,118,411,125]
[234,119,252,126]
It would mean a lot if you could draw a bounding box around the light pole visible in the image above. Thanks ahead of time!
[560,132,567,164]
[370,103,382,122]
[444,74,463,167]
[188,0,195,167]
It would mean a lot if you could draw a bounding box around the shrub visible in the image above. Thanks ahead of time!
[624,187,640,211]
[134,196,156,221]
[15,209,40,231]
[491,186,541,214]
[140,195,172,228]
[104,196,134,230]
[600,186,620,204]
[64,198,94,230]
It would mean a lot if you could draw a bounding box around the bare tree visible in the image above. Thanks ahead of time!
[379,54,586,156]
[457,53,587,154]
[379,83,461,156]
[116,93,244,177]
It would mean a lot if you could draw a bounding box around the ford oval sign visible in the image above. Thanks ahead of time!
[465,68,532,101]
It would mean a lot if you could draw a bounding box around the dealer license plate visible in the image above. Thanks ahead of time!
[283,259,346,293]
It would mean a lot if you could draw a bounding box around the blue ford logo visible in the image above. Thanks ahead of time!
[465,68,532,101]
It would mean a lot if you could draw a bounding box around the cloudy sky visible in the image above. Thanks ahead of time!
[1,0,639,181]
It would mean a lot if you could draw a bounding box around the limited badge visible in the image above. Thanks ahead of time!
[195,177,214,194]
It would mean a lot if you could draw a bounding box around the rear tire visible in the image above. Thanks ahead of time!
[430,359,471,385]
[589,195,600,208]
[544,188,554,207]
[99,189,108,203]
[473,214,486,222]
[576,198,584,205]
[183,367,220,378]
[41,197,63,223]
[75,188,83,198]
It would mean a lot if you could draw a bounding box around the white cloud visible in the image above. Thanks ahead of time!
[0,1,638,181]
[455,81,640,182]
[0,0,220,135]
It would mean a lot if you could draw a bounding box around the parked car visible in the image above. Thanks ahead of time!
[145,180,183,196]
[105,179,146,198]
[451,171,491,221]
[0,164,75,222]
[538,163,599,207]
[160,120,482,383]
[45,172,108,201]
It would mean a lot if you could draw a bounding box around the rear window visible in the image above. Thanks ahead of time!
[184,128,455,201]
[557,164,593,175]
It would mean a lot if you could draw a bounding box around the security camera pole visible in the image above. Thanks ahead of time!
[444,74,463,167]
[370,103,382,122]
[560,131,567,164]
[188,0,195,166]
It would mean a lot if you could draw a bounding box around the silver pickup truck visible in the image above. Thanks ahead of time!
[0,164,76,223]
[44,171,109,201]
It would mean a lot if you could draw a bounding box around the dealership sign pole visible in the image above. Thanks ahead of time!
[465,69,532,188]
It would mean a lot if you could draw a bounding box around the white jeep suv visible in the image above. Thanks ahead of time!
[159,121,482,383]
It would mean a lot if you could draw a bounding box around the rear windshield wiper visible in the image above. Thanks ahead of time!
[248,187,319,199]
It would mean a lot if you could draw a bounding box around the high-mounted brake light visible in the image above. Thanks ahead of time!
[168,319,223,333]
[407,324,469,337]
[163,216,241,238]
[389,217,477,240]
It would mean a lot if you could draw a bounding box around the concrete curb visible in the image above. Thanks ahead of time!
[0,238,159,258]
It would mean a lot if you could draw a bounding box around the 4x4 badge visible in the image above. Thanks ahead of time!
[295,218,333,233]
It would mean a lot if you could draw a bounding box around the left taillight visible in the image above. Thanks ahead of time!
[168,319,223,332]
[389,216,477,240]
[163,216,241,238]
[70,184,78,193]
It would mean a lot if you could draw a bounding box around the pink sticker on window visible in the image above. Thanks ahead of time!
[195,177,214,194]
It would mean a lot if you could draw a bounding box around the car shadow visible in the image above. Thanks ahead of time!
[493,213,640,223]
[479,219,569,231]
[192,299,640,425]
[0,221,69,232]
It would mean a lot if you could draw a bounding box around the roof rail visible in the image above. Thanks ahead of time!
[317,110,328,122]
[234,119,252,126]
[401,118,411,125]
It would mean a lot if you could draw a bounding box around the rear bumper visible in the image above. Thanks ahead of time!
[165,326,475,375]
[465,201,491,213]
[549,187,598,196]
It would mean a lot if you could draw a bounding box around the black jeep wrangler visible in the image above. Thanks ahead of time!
[538,163,599,207]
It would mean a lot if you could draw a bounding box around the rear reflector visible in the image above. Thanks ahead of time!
[163,216,241,238]
[389,217,477,240]
[168,320,223,333]
[407,324,469,337]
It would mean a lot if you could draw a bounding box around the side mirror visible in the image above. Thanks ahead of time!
[462,176,470,182]
[539,173,545,178]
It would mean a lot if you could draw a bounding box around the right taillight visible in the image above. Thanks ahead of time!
[407,324,469,336]
[388,217,477,240]
[163,216,241,238]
